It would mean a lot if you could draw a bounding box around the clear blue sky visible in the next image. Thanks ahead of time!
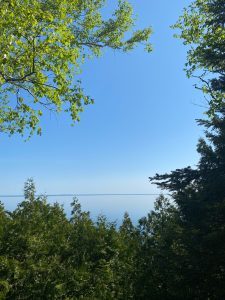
[0,0,205,221]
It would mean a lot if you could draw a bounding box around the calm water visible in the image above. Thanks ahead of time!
[0,195,157,224]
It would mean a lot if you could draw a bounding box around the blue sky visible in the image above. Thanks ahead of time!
[0,0,205,221]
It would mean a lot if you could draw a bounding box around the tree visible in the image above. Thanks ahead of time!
[0,180,140,298]
[174,0,225,115]
[0,0,152,137]
[150,106,225,299]
[134,195,185,300]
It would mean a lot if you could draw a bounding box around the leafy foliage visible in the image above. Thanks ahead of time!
[173,0,225,115]
[1,1,225,298]
[0,0,152,137]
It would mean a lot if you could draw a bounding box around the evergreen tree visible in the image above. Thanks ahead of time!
[150,106,225,299]
[134,195,185,300]
[0,181,140,299]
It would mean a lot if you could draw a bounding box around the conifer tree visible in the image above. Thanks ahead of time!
[150,106,225,298]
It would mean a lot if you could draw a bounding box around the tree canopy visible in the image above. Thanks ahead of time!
[1,0,225,298]
[0,177,188,299]
[0,0,152,137]
[174,0,225,115]
[0,180,173,299]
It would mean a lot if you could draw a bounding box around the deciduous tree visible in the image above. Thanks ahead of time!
[0,0,152,137]
[174,0,225,115]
